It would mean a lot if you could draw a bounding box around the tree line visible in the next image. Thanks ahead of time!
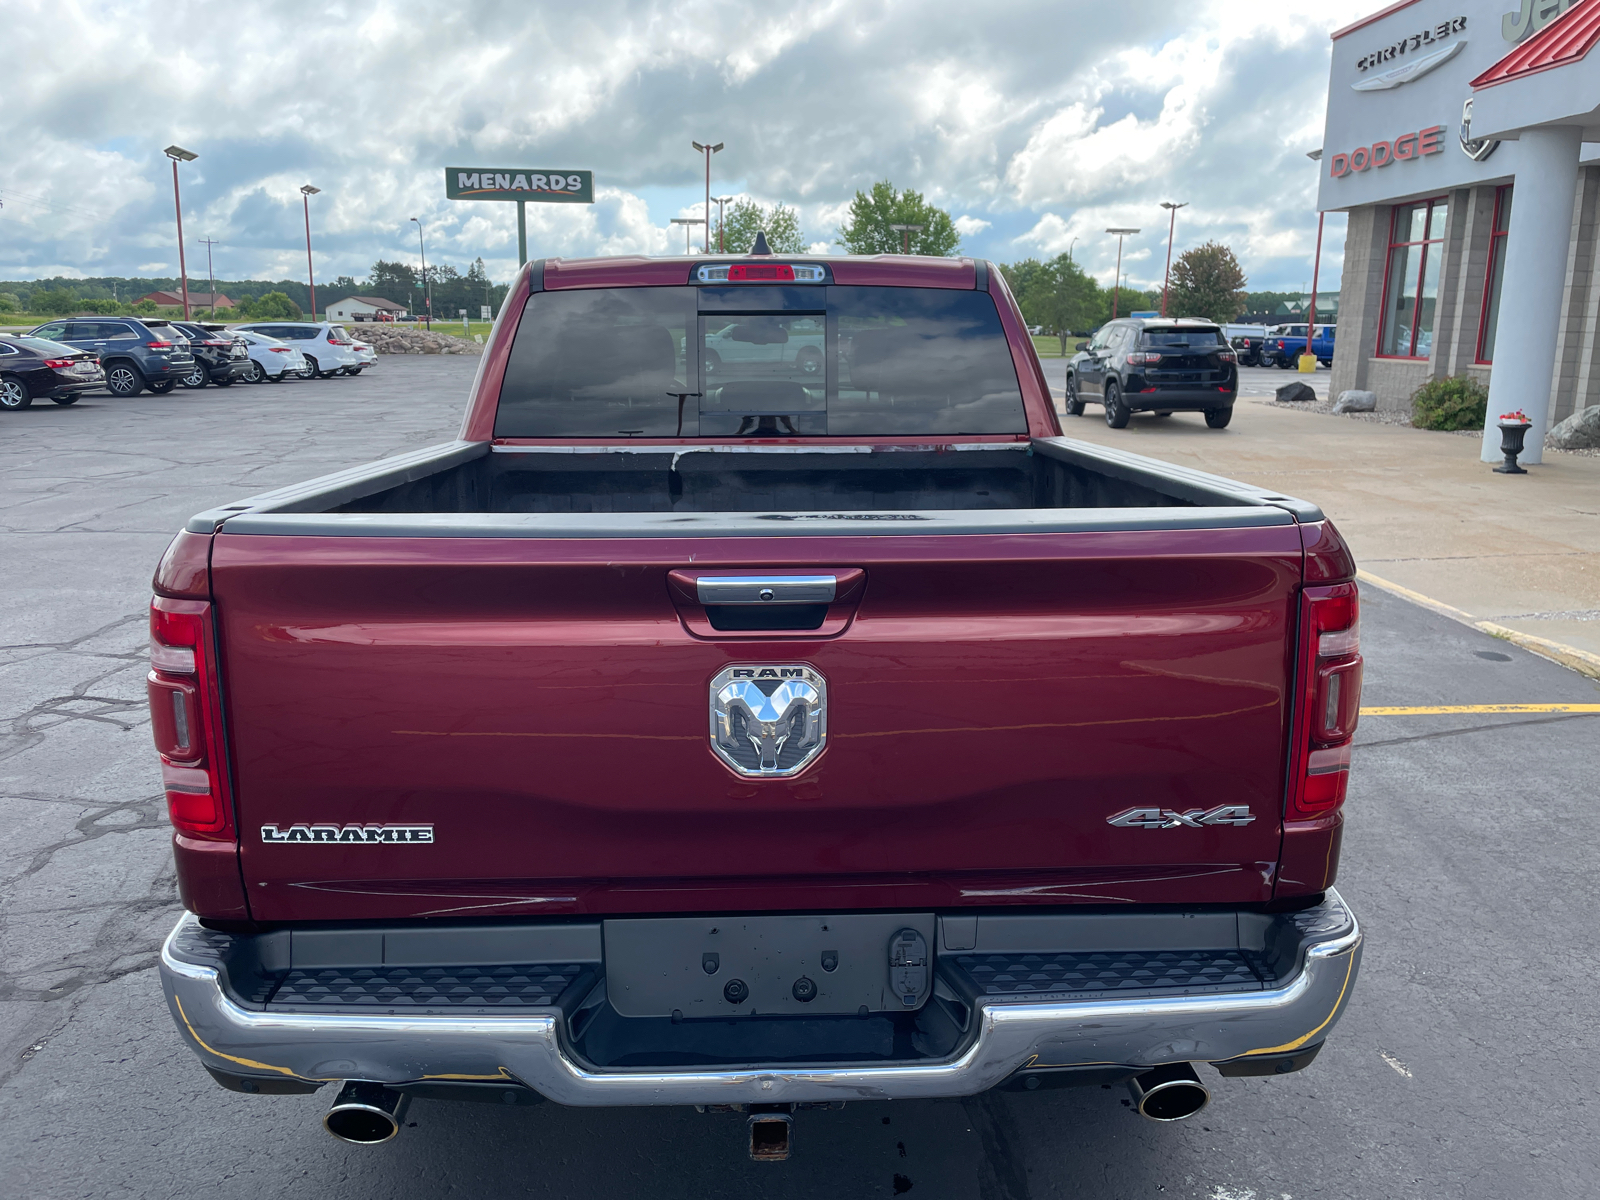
[3,182,1292,339]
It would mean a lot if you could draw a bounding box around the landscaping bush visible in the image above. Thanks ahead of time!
[1411,375,1489,431]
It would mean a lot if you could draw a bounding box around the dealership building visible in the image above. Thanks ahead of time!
[1321,0,1600,462]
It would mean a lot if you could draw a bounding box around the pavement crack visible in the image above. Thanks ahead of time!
[1355,710,1599,750]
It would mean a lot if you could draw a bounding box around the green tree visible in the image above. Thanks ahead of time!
[0,292,21,312]
[713,199,805,255]
[1004,255,1105,354]
[241,291,301,320]
[835,181,960,257]
[132,299,159,315]
[29,287,78,315]
[1168,242,1248,322]
[367,259,419,306]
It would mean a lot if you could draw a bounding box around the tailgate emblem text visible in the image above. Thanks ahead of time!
[261,823,434,844]
[709,664,826,777]
[1107,806,1256,830]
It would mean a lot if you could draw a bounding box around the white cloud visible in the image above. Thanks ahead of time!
[1,0,1376,291]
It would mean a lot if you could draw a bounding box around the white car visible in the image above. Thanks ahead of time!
[350,339,377,371]
[232,321,364,379]
[232,330,308,383]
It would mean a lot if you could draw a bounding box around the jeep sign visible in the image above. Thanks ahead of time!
[445,168,594,204]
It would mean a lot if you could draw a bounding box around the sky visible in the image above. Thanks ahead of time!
[1,0,1381,295]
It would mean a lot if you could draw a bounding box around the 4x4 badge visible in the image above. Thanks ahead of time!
[1107,806,1255,830]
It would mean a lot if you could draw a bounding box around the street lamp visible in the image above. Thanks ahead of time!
[163,146,197,320]
[300,185,320,321]
[671,217,706,255]
[1105,227,1140,319]
[889,223,925,255]
[1159,202,1188,317]
[409,216,431,331]
[712,196,734,253]
[1068,236,1078,264]
[690,141,723,254]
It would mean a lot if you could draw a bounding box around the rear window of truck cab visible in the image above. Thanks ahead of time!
[494,284,1027,437]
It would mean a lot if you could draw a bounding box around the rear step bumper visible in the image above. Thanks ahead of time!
[159,892,1360,1107]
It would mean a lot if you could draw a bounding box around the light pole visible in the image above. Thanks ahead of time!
[690,141,723,253]
[1159,202,1188,317]
[889,223,925,255]
[712,195,734,253]
[163,146,197,319]
[409,217,431,330]
[1068,236,1078,264]
[1304,149,1326,372]
[671,217,706,255]
[199,237,219,316]
[300,185,320,321]
[1105,227,1140,319]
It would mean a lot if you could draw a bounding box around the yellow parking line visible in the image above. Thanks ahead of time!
[1362,704,1600,716]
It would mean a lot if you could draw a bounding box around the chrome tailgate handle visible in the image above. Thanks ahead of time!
[696,575,837,606]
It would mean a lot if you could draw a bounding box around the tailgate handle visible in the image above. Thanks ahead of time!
[695,575,836,606]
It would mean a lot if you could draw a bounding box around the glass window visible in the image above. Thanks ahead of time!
[1378,198,1449,358]
[1477,186,1512,363]
[496,287,695,437]
[1141,328,1222,347]
[494,285,1026,438]
[10,336,77,354]
[31,323,68,341]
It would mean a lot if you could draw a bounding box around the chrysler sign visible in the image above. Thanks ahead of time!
[444,169,594,204]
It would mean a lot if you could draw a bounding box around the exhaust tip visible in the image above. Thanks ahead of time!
[324,1080,411,1145]
[1126,1062,1210,1122]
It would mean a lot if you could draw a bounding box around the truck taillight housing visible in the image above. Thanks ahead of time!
[148,597,234,838]
[1287,583,1362,821]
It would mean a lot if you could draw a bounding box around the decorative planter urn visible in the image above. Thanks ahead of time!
[1494,421,1530,475]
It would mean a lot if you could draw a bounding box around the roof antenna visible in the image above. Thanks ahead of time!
[749,230,772,256]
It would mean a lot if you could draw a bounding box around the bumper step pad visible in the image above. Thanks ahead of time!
[942,948,1271,1004]
[270,964,587,1008]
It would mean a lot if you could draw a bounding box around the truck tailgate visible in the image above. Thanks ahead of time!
[212,526,1301,921]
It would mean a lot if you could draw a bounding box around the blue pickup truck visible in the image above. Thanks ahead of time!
[1261,323,1336,369]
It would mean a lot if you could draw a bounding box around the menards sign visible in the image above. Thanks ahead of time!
[445,168,594,204]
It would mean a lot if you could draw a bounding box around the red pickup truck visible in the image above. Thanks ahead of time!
[154,251,1362,1154]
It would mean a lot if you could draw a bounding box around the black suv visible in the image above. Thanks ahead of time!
[25,318,197,397]
[1065,318,1238,429]
[170,321,252,388]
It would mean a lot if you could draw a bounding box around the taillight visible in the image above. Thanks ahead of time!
[147,597,233,838]
[43,357,76,368]
[269,347,293,353]
[204,338,232,347]
[147,340,173,349]
[1125,351,1161,365]
[1287,583,1362,821]
[1218,350,1237,362]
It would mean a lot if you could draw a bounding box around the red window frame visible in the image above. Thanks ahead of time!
[1475,185,1512,365]
[1375,196,1449,360]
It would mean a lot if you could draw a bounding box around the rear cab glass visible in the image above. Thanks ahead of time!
[494,284,1026,438]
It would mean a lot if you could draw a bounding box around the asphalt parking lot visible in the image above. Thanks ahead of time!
[2,358,1596,1199]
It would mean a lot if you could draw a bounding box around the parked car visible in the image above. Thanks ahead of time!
[24,317,196,396]
[232,330,309,383]
[232,321,363,378]
[349,338,377,371]
[169,322,253,389]
[1222,323,1271,367]
[152,253,1363,1146]
[0,334,105,409]
[1065,317,1238,428]
[701,316,825,379]
[1261,324,1336,369]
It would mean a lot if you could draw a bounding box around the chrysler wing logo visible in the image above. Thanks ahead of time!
[1107,806,1256,830]
[1351,39,1465,90]
[709,665,826,777]
[1460,98,1501,162]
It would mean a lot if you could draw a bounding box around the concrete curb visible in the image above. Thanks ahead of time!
[1357,569,1600,681]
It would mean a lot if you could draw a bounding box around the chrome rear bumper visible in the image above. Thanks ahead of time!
[159,892,1360,1107]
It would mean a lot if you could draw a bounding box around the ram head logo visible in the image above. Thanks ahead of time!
[709,665,827,777]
